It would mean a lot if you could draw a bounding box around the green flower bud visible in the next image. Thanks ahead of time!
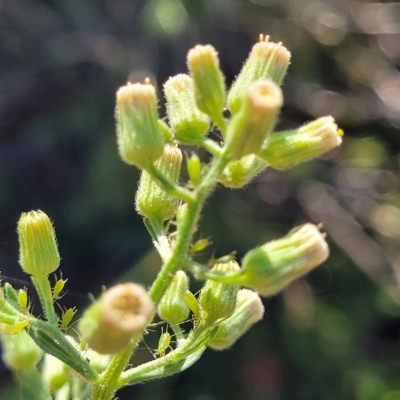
[219,154,267,188]
[208,289,264,350]
[187,152,202,187]
[0,324,43,370]
[116,81,164,170]
[158,270,190,326]
[78,283,154,354]
[225,79,283,160]
[199,261,240,324]
[135,144,183,225]
[187,45,226,128]
[258,116,343,170]
[239,224,329,296]
[164,74,210,143]
[18,210,60,277]
[228,35,291,114]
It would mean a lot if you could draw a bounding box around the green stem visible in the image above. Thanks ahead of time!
[147,163,195,203]
[90,332,143,400]
[119,325,211,386]
[92,149,232,399]
[170,323,185,342]
[149,149,232,305]
[30,276,58,326]
[213,113,227,137]
[193,138,223,158]
[0,312,19,325]
[186,258,241,282]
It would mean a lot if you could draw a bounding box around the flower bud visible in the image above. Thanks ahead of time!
[199,261,240,324]
[116,82,164,170]
[18,210,60,277]
[187,152,202,187]
[228,35,291,114]
[187,45,226,127]
[225,79,283,160]
[158,270,190,326]
[258,116,343,170]
[164,74,209,143]
[135,144,183,225]
[239,224,329,296]
[219,154,267,188]
[208,289,264,350]
[0,324,43,370]
[78,283,154,354]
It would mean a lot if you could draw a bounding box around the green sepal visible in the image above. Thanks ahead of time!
[28,319,98,382]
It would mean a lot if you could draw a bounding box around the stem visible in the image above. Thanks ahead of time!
[90,332,143,400]
[147,163,195,204]
[92,149,232,399]
[149,149,232,304]
[213,113,227,136]
[186,258,241,282]
[119,325,211,386]
[193,138,223,158]
[31,276,58,326]
[170,324,185,342]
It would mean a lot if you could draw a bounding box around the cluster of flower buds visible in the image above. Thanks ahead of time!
[0,33,343,397]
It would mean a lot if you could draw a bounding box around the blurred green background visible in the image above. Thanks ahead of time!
[1,0,400,399]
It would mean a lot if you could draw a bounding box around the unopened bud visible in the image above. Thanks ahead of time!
[78,283,154,354]
[225,79,283,160]
[228,35,291,114]
[199,261,239,324]
[116,82,164,170]
[158,270,190,326]
[187,152,202,187]
[258,116,343,169]
[164,74,209,143]
[208,289,264,350]
[220,154,267,188]
[1,324,43,370]
[18,210,60,277]
[136,144,183,225]
[187,45,226,127]
[239,224,329,296]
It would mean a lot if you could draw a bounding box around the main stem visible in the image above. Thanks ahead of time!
[92,149,231,400]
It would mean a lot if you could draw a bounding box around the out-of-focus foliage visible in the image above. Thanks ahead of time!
[1,0,400,399]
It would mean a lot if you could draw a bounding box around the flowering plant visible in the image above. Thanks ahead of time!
[0,35,342,400]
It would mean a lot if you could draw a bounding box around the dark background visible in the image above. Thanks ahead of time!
[1,0,400,399]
